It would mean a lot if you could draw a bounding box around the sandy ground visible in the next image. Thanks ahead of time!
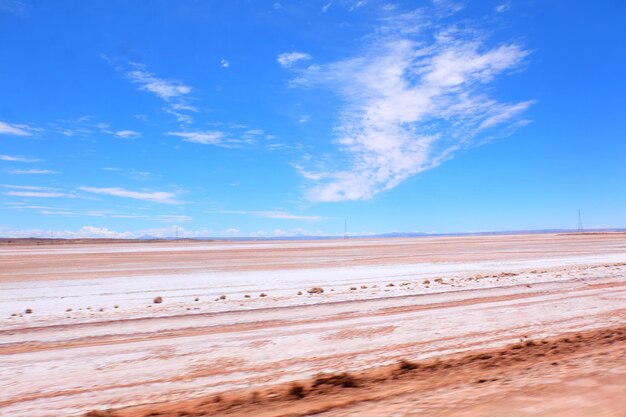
[1,233,625,416]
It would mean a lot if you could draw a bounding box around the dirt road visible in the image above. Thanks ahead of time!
[1,233,625,416]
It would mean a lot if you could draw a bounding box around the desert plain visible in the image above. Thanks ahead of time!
[1,233,625,417]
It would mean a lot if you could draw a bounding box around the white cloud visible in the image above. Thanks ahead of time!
[0,121,35,136]
[78,186,181,204]
[220,59,230,68]
[0,0,30,16]
[2,184,56,190]
[3,191,68,198]
[495,3,510,13]
[157,214,192,223]
[115,130,141,138]
[219,210,323,221]
[0,154,40,162]
[322,2,332,13]
[127,66,191,101]
[291,10,532,202]
[124,63,196,124]
[0,226,135,239]
[168,130,224,145]
[40,210,77,216]
[7,169,58,174]
[277,51,312,68]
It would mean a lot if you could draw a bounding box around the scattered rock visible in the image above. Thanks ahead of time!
[114,305,119,309]
[259,293,267,297]
[423,279,430,285]
[66,308,72,312]
[313,372,358,388]
[153,296,163,304]
[25,308,33,314]
[350,286,357,290]
[244,294,251,298]
[297,291,302,295]
[361,285,367,289]
[288,383,306,399]
[194,298,199,302]
[219,295,226,300]
[386,283,395,287]
[308,287,324,294]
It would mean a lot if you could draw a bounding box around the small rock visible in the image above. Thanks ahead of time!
[307,287,324,294]
[153,296,163,304]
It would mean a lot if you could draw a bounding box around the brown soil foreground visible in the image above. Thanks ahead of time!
[89,325,626,417]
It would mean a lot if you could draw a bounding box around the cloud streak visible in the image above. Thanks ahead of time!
[7,169,58,175]
[291,10,532,202]
[123,63,196,124]
[3,191,68,198]
[278,52,312,68]
[114,130,141,138]
[78,186,181,204]
[168,130,224,145]
[219,210,323,221]
[0,121,36,136]
[0,154,40,162]
[127,66,191,101]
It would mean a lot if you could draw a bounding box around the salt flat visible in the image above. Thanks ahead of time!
[1,233,625,416]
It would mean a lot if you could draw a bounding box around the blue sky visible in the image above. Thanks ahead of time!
[1,0,625,238]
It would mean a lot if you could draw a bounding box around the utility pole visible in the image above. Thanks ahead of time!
[344,219,348,239]
[175,225,179,240]
[577,209,584,233]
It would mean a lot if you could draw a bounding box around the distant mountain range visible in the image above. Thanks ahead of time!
[136,228,626,241]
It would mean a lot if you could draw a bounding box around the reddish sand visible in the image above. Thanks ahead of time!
[1,233,625,417]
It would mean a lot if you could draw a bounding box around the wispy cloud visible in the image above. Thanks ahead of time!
[3,191,68,198]
[277,51,312,68]
[495,3,510,13]
[0,121,36,136]
[115,129,141,138]
[291,9,532,202]
[0,0,30,16]
[127,65,191,100]
[168,130,223,145]
[219,210,323,221]
[123,62,196,124]
[2,184,56,191]
[7,169,59,175]
[0,153,40,162]
[78,186,181,204]
[220,59,230,68]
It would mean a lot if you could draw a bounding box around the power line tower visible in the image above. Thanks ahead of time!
[577,209,584,233]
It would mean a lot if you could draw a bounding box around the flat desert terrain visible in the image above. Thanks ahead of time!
[1,233,625,416]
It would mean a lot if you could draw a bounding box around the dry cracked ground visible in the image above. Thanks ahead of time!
[1,233,625,416]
